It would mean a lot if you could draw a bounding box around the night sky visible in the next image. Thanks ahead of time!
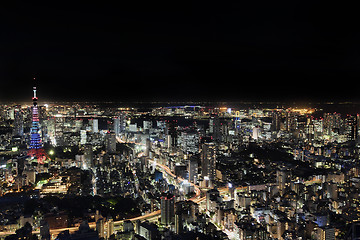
[0,2,359,102]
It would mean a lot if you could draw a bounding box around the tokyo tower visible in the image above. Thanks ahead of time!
[28,85,48,164]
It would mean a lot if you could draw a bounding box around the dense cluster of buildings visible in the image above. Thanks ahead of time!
[1,90,360,239]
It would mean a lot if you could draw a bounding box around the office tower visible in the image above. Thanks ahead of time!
[160,192,175,225]
[96,218,104,239]
[277,168,289,195]
[138,222,159,240]
[84,144,93,169]
[8,108,15,120]
[28,86,48,164]
[313,118,324,140]
[175,208,183,234]
[317,226,335,240]
[305,118,315,141]
[326,182,338,200]
[44,117,56,145]
[105,131,116,153]
[119,113,127,132]
[13,107,23,136]
[143,120,152,132]
[75,119,83,132]
[114,113,127,134]
[113,117,120,135]
[206,189,220,212]
[201,142,216,181]
[323,113,342,135]
[145,138,151,157]
[93,119,99,133]
[106,218,114,239]
[344,114,357,141]
[285,111,297,132]
[346,222,360,239]
[123,220,134,232]
[80,130,87,145]
[188,157,198,183]
[209,115,221,141]
[271,111,281,131]
[166,120,178,148]
[252,126,260,140]
[165,134,171,151]
[179,131,199,154]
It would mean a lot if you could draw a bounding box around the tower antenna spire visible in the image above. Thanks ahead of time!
[33,77,37,99]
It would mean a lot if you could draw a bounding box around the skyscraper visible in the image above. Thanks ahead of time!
[344,114,357,141]
[160,192,175,225]
[188,157,198,183]
[166,120,178,148]
[209,115,221,142]
[13,107,23,136]
[84,144,93,169]
[113,117,120,135]
[271,111,281,132]
[28,86,48,164]
[201,142,216,181]
[93,119,99,133]
[105,131,116,153]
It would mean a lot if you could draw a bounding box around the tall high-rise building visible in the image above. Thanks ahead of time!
[344,114,357,141]
[113,113,127,135]
[28,86,48,164]
[179,131,199,154]
[84,144,93,169]
[201,142,216,181]
[323,113,342,135]
[252,126,260,140]
[285,111,297,132]
[13,107,23,136]
[188,157,198,183]
[105,131,116,153]
[206,188,220,212]
[271,111,281,132]
[209,115,221,142]
[145,138,151,157]
[106,218,114,239]
[317,226,335,240]
[113,117,120,135]
[276,168,289,195]
[93,119,99,133]
[80,130,87,145]
[96,218,105,239]
[160,192,175,225]
[166,120,178,148]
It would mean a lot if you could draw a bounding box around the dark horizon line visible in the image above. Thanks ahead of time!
[2,99,360,106]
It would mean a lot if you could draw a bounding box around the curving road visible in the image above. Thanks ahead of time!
[148,159,202,200]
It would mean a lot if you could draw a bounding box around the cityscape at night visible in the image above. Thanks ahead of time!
[1,88,360,239]
[1,2,360,240]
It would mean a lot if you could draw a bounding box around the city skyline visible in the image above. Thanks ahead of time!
[1,87,360,239]
[1,2,359,102]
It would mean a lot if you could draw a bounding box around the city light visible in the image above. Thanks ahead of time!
[1,3,356,239]
[0,91,358,240]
